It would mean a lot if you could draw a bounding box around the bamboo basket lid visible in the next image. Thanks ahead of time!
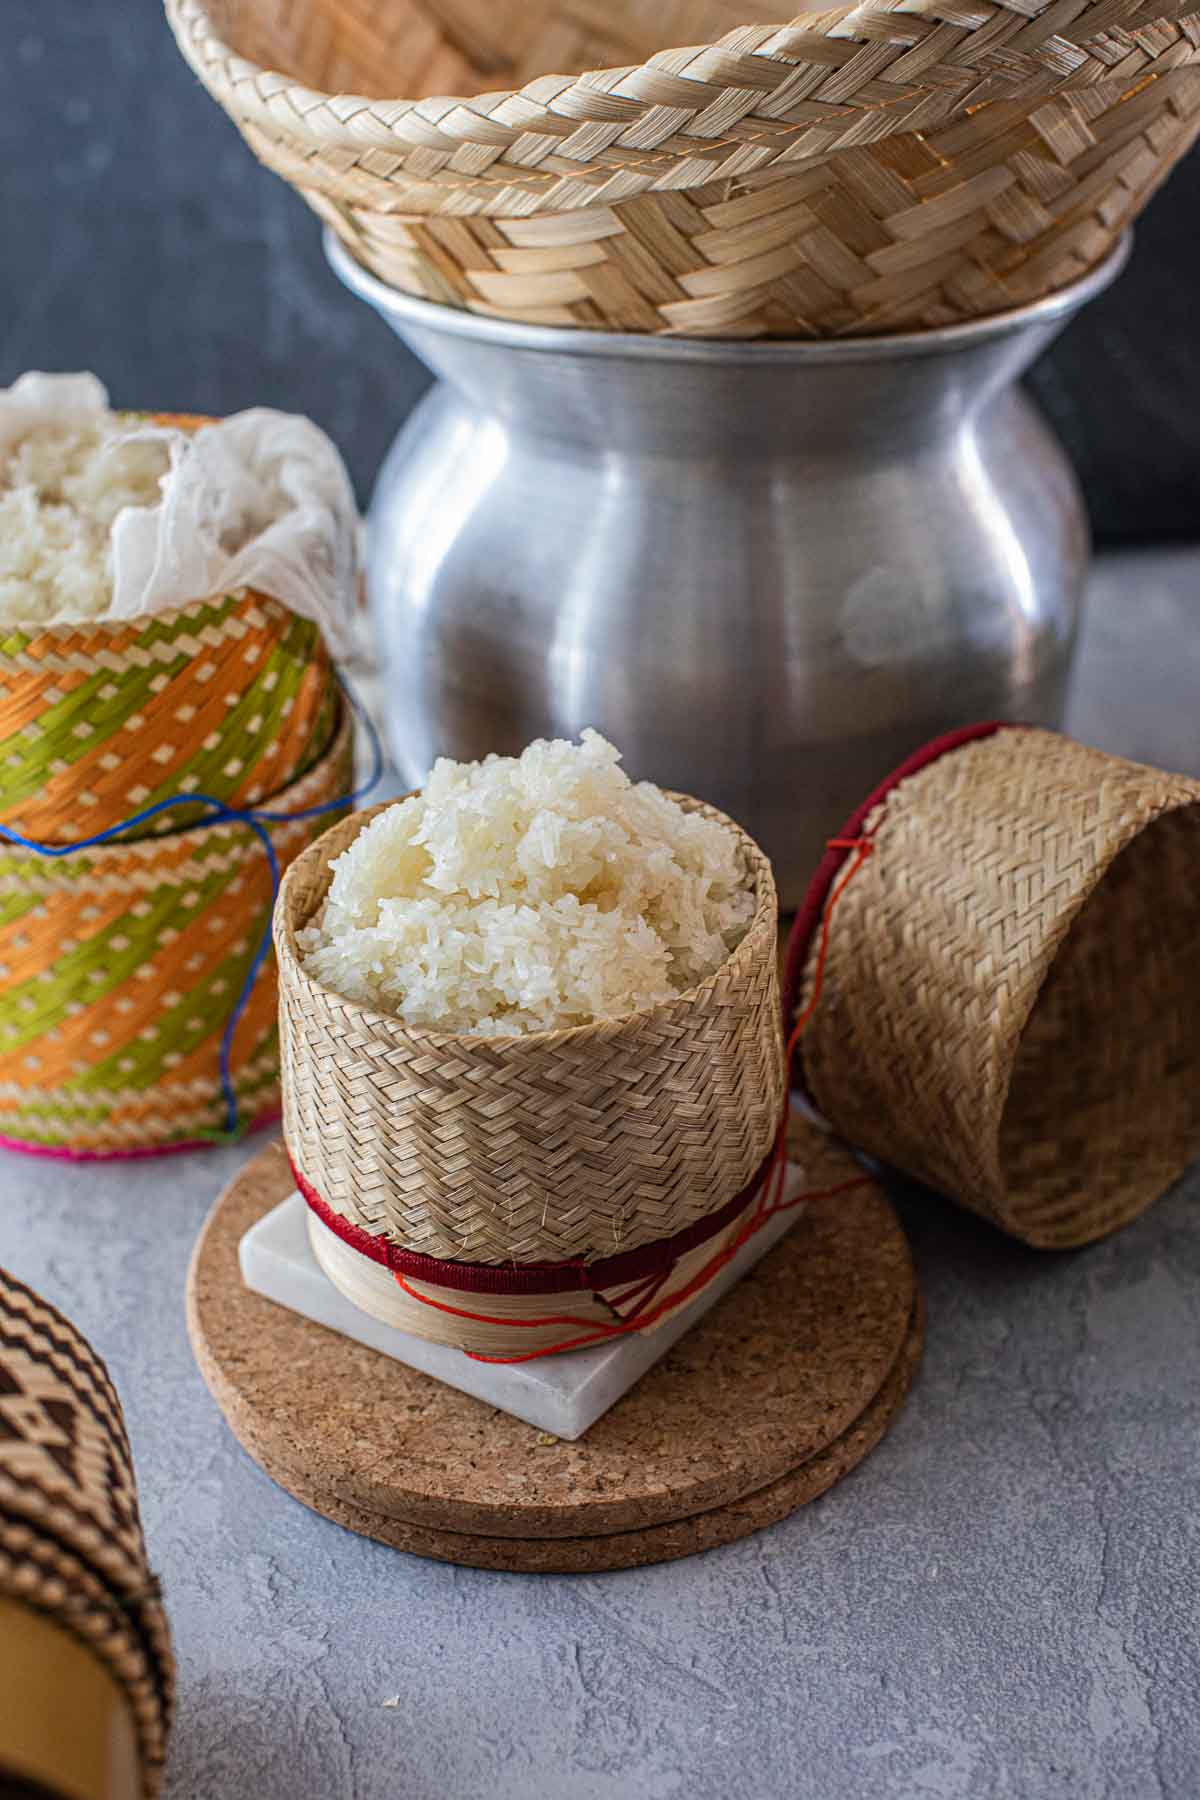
[0,1266,173,1796]
[784,724,1200,1248]
[166,0,1200,335]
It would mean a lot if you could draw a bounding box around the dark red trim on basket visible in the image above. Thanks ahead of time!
[292,1149,775,1296]
[782,722,1024,1088]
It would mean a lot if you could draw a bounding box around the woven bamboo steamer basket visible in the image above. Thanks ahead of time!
[276,796,786,1354]
[166,0,1200,337]
[0,705,353,1156]
[0,412,339,843]
[0,1265,174,1798]
[784,724,1200,1249]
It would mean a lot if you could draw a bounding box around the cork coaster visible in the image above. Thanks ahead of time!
[188,1133,920,1567]
[239,1300,922,1573]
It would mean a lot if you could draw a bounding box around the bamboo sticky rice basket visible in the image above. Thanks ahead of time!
[0,588,338,843]
[0,409,339,843]
[275,796,787,1355]
[167,0,1200,335]
[784,724,1200,1248]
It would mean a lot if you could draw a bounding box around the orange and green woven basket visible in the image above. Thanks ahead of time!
[0,588,339,841]
[0,706,353,1156]
[0,407,355,1155]
[0,412,340,844]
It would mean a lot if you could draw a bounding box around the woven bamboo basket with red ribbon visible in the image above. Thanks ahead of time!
[167,0,1200,336]
[277,797,788,1360]
[0,1265,174,1798]
[783,723,1200,1248]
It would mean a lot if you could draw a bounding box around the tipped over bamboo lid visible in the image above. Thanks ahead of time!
[783,724,1200,1248]
[0,1267,174,1797]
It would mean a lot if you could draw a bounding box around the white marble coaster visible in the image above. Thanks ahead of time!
[239,1166,807,1440]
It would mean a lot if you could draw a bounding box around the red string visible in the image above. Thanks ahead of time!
[759,831,876,1220]
[396,1173,872,1363]
[393,832,877,1364]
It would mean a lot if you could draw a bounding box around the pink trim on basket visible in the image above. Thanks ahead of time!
[782,722,1025,1090]
[0,1106,282,1163]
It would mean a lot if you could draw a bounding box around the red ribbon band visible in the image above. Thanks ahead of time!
[291,1147,779,1298]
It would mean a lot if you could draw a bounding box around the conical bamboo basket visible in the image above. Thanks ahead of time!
[167,0,1200,335]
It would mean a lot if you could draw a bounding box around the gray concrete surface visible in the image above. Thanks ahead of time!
[1,548,1198,1800]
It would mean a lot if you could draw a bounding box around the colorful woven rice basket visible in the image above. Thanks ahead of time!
[0,706,353,1155]
[0,587,339,843]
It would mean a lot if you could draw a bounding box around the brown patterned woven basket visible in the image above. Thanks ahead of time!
[0,707,353,1155]
[276,796,786,1349]
[0,1265,174,1798]
[784,724,1200,1248]
[167,0,1200,336]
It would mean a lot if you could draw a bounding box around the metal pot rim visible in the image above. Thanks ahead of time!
[326,227,1130,364]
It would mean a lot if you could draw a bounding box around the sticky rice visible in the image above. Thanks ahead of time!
[0,413,171,622]
[298,730,755,1036]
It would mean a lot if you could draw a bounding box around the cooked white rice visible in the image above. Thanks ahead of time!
[298,730,756,1036]
[0,415,170,622]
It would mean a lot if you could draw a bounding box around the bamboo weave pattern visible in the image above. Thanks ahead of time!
[0,407,339,841]
[794,728,1200,1247]
[278,798,786,1265]
[168,0,1200,334]
[0,589,338,843]
[0,709,353,1154]
[0,1265,174,1796]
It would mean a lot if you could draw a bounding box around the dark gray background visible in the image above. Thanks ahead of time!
[2,1,1198,544]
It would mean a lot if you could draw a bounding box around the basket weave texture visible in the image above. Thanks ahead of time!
[0,588,339,843]
[0,409,338,842]
[167,0,1200,335]
[0,708,353,1154]
[277,798,786,1265]
[791,727,1200,1248]
[0,1265,174,1796]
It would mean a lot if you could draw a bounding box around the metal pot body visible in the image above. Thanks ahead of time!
[334,233,1126,905]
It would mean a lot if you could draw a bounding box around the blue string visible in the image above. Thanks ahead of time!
[0,672,384,1144]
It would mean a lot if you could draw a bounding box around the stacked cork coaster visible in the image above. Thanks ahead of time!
[187,1133,920,1572]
